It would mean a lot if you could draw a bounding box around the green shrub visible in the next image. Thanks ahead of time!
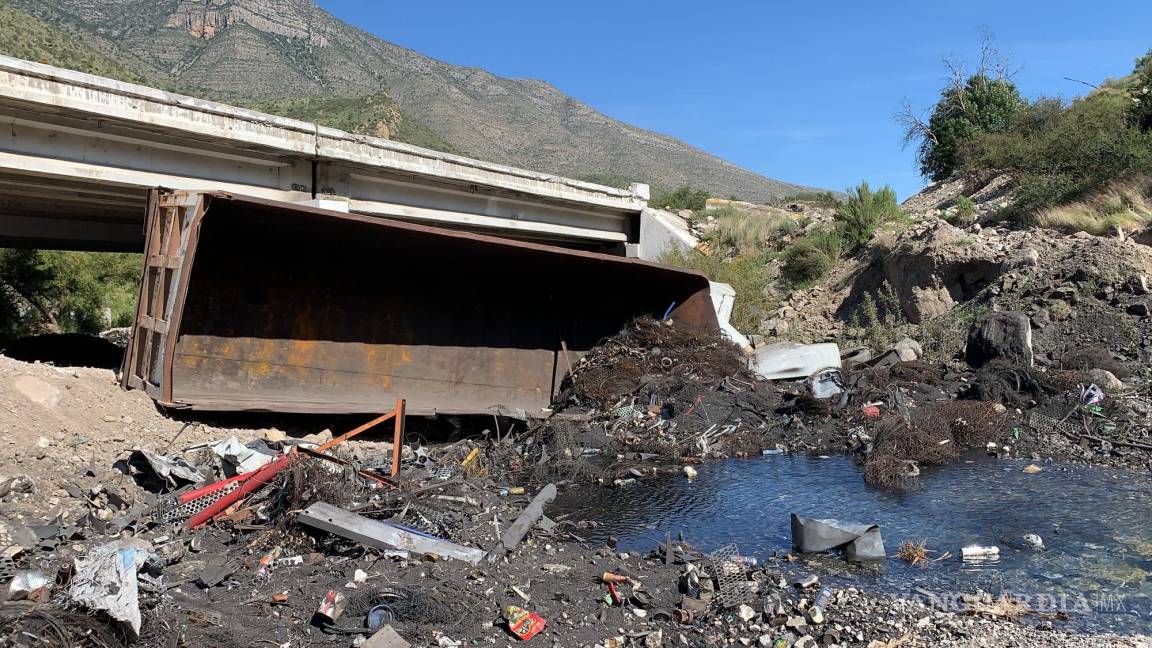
[658,247,773,333]
[835,182,903,249]
[849,282,905,351]
[807,227,844,262]
[781,240,833,284]
[964,85,1152,218]
[651,186,711,212]
[774,191,842,208]
[945,195,977,226]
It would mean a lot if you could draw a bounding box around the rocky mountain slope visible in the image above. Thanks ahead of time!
[1,0,818,201]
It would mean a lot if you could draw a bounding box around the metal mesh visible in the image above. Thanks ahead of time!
[708,543,746,608]
[160,481,241,523]
[1026,411,1081,439]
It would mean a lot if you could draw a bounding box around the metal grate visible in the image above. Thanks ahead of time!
[1026,411,1082,438]
[708,543,746,608]
[160,481,241,523]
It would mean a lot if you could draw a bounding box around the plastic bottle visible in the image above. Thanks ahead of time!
[960,545,1000,559]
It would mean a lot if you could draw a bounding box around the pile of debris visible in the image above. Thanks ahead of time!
[0,401,578,647]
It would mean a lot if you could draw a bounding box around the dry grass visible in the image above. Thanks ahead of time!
[1035,179,1152,235]
[864,401,1004,489]
[897,540,929,568]
[710,206,797,254]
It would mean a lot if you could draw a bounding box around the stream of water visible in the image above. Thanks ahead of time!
[553,454,1152,633]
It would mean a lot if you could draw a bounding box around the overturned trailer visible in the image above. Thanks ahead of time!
[121,191,720,415]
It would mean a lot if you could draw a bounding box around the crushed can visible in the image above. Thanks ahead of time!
[505,605,546,640]
[315,590,346,622]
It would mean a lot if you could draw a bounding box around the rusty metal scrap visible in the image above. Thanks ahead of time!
[121,190,719,415]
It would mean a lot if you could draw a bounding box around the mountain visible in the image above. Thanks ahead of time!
[0,0,822,201]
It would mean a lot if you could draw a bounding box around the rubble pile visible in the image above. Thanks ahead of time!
[1,295,1151,645]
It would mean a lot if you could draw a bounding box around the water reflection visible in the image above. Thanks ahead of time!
[553,454,1152,633]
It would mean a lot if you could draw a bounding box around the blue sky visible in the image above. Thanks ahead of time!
[319,0,1149,199]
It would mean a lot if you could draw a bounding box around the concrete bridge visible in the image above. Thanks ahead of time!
[0,56,650,252]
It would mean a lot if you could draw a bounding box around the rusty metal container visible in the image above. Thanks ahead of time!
[121,191,719,415]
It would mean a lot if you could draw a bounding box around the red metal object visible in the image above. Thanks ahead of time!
[180,405,405,528]
[391,399,406,477]
[121,191,719,416]
[186,454,292,529]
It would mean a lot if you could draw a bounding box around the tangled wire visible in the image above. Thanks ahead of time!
[0,603,125,648]
[560,317,751,410]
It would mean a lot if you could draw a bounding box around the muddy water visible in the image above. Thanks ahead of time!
[553,454,1152,633]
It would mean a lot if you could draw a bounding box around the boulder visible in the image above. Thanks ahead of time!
[880,222,1002,323]
[965,312,1033,368]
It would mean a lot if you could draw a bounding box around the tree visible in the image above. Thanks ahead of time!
[898,34,1024,181]
[1128,49,1152,131]
[0,249,141,338]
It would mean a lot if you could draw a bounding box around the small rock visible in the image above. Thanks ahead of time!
[1087,368,1124,392]
[736,604,756,623]
[785,615,807,630]
[264,429,287,443]
[1127,302,1150,317]
[1127,274,1149,295]
[1030,309,1051,329]
[793,637,816,648]
[893,338,922,362]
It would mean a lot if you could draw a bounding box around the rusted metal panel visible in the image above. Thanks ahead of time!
[123,190,720,415]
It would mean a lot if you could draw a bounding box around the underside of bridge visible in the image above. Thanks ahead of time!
[0,56,646,253]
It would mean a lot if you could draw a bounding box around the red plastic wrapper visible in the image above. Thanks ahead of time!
[505,605,546,640]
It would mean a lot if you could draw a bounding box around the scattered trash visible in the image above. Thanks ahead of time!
[960,545,1001,560]
[128,447,205,487]
[1022,534,1044,548]
[683,466,698,479]
[298,502,487,565]
[504,605,546,640]
[4,570,48,601]
[790,514,885,561]
[487,484,557,559]
[316,589,347,623]
[808,368,844,399]
[1022,464,1043,474]
[363,625,412,648]
[753,342,842,381]
[69,537,156,635]
[211,436,281,474]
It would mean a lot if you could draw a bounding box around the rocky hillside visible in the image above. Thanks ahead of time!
[0,0,819,201]
[768,175,1152,384]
